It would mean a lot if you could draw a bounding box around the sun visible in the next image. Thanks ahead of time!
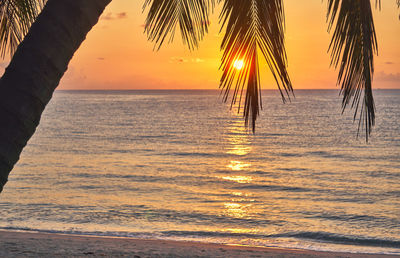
[233,59,244,70]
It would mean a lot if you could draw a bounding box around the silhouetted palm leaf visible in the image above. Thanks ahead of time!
[0,0,46,57]
[143,0,214,50]
[219,0,292,131]
[397,0,400,19]
[327,0,377,141]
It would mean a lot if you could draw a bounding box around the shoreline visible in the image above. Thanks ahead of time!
[0,230,397,257]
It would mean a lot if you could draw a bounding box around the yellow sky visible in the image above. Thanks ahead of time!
[2,1,399,89]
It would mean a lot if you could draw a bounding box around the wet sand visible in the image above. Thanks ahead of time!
[0,230,396,257]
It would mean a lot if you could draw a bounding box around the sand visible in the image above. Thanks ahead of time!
[0,230,397,257]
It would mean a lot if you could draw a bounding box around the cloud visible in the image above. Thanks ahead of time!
[116,12,127,19]
[101,12,127,21]
[170,57,188,63]
[170,57,205,63]
[384,61,394,65]
[375,71,400,82]
[97,57,105,61]
[192,58,204,63]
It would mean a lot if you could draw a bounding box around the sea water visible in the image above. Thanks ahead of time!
[0,90,399,254]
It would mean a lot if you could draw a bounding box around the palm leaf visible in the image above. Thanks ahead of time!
[327,0,377,141]
[397,0,400,19]
[0,0,46,58]
[219,0,292,132]
[143,0,214,50]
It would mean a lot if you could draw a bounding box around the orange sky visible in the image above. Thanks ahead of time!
[1,1,399,90]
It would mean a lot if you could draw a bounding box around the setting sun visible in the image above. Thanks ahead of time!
[233,59,244,70]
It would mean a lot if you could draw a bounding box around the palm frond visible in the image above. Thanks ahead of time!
[327,0,377,141]
[0,0,46,58]
[397,0,400,19]
[143,0,214,50]
[219,0,292,132]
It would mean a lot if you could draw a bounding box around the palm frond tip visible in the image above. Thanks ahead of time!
[143,0,215,50]
[219,0,292,132]
[327,0,377,141]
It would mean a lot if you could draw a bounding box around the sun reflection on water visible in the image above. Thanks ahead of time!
[219,117,255,219]
[224,202,249,218]
[231,192,250,197]
[221,175,252,184]
[227,161,251,171]
[226,145,251,156]
[225,228,257,234]
[225,119,251,156]
[225,118,252,171]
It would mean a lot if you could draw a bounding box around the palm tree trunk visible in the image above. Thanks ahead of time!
[0,0,112,193]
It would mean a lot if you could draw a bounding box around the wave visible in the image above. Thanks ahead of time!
[2,226,399,249]
[275,231,400,248]
[234,184,313,193]
[162,230,400,248]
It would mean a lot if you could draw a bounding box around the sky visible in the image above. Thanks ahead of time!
[2,0,400,90]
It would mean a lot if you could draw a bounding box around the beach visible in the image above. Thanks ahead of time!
[1,230,397,257]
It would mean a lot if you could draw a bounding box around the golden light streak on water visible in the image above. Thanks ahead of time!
[226,145,251,156]
[223,202,249,218]
[221,175,252,183]
[218,117,255,219]
[226,161,251,171]
[225,118,252,169]
[225,228,257,234]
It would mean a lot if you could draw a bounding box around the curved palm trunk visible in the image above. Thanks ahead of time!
[0,0,112,193]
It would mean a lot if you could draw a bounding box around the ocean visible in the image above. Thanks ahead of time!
[0,89,399,255]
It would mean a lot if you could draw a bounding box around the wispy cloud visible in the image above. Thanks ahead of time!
[170,57,188,63]
[192,58,204,63]
[384,61,394,65]
[101,12,128,21]
[170,57,205,64]
[375,71,400,82]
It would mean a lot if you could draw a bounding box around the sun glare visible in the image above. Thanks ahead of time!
[233,60,244,70]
